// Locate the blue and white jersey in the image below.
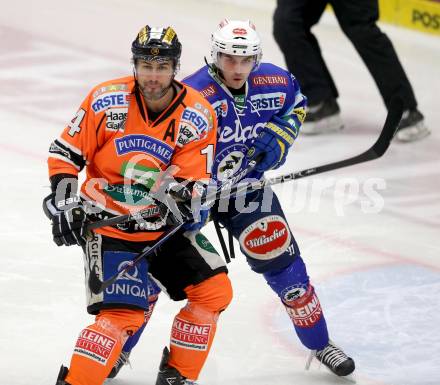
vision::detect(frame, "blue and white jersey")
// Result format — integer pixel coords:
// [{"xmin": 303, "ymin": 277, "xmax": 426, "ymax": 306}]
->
[{"xmin": 183, "ymin": 63, "xmax": 307, "ymax": 184}]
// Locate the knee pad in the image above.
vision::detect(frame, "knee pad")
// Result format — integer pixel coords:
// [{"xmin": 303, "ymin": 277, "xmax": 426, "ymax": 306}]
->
[
  {"xmin": 96, "ymin": 308, "xmax": 146, "ymax": 340},
  {"xmin": 184, "ymin": 273, "xmax": 233, "ymax": 314}
]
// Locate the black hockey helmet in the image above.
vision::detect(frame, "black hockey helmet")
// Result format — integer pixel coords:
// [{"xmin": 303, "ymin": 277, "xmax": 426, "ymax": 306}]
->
[{"xmin": 131, "ymin": 25, "xmax": 182, "ymax": 68}]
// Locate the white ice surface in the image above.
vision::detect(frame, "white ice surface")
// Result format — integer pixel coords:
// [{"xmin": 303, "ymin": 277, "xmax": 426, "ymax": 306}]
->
[{"xmin": 1, "ymin": 1, "xmax": 439, "ymax": 384}]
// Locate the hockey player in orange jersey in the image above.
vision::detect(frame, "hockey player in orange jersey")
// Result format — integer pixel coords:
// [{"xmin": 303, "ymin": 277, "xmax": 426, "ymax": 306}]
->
[{"xmin": 43, "ymin": 25, "xmax": 232, "ymax": 385}]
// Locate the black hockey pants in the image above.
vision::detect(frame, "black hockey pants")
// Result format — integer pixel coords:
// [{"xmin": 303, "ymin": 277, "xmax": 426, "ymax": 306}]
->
[{"xmin": 273, "ymin": 0, "xmax": 418, "ymax": 109}]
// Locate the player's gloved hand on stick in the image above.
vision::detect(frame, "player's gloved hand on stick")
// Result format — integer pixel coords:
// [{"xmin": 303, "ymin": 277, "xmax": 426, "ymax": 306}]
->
[
  {"xmin": 247, "ymin": 115, "xmax": 298, "ymax": 172},
  {"xmin": 43, "ymin": 192, "xmax": 88, "ymax": 247},
  {"xmin": 159, "ymin": 180, "xmax": 211, "ymax": 231},
  {"xmin": 182, "ymin": 205, "xmax": 210, "ymax": 232}
]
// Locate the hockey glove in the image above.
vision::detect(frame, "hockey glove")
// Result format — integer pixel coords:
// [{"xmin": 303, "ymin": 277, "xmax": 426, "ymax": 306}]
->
[
  {"xmin": 247, "ymin": 115, "xmax": 298, "ymax": 172},
  {"xmin": 43, "ymin": 192, "xmax": 88, "ymax": 247},
  {"xmin": 159, "ymin": 180, "xmax": 211, "ymax": 231}
]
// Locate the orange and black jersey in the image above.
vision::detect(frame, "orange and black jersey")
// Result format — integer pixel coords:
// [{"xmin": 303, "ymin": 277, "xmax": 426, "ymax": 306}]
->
[{"xmin": 48, "ymin": 76, "xmax": 217, "ymax": 241}]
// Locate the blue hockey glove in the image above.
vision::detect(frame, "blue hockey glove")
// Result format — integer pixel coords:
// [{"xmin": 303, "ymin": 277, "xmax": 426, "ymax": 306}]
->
[
  {"xmin": 43, "ymin": 192, "xmax": 88, "ymax": 247},
  {"xmin": 182, "ymin": 206, "xmax": 210, "ymax": 232},
  {"xmin": 247, "ymin": 116, "xmax": 298, "ymax": 172}
]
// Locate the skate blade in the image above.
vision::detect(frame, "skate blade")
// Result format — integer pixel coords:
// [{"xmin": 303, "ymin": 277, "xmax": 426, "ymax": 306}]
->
[{"xmin": 305, "ymin": 356, "xmax": 357, "ymax": 383}]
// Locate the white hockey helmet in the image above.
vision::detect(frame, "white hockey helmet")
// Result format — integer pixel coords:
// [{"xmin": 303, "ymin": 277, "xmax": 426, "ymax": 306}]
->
[{"xmin": 211, "ymin": 19, "xmax": 262, "ymax": 70}]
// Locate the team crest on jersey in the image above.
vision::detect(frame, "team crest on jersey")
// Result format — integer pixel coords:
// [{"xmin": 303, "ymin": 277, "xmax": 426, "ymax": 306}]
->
[
  {"xmin": 239, "ymin": 215, "xmax": 291, "ymax": 260},
  {"xmin": 92, "ymin": 91, "xmax": 129, "ymax": 113},
  {"xmin": 249, "ymin": 92, "xmax": 286, "ymax": 112},
  {"xmin": 105, "ymin": 108, "xmax": 128, "ymax": 132},
  {"xmin": 212, "ymin": 99, "xmax": 228, "ymax": 118},
  {"xmin": 214, "ymin": 144, "xmax": 248, "ymax": 182}
]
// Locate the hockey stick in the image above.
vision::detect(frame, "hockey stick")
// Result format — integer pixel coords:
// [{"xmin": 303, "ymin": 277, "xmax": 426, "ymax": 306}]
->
[
  {"xmin": 86, "ymin": 158, "xmax": 260, "ymax": 231},
  {"xmin": 87, "ymin": 98, "xmax": 402, "ymax": 230},
  {"xmin": 87, "ymin": 160, "xmax": 260, "ymax": 294},
  {"xmin": 88, "ymin": 223, "xmax": 184, "ymax": 294},
  {"xmin": 215, "ymin": 96, "xmax": 404, "ymax": 200},
  {"xmin": 87, "ymin": 98, "xmax": 402, "ymax": 294}
]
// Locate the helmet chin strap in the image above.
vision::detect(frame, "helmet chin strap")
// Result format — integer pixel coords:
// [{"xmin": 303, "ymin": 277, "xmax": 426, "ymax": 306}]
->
[{"xmin": 204, "ymin": 57, "xmax": 226, "ymax": 84}]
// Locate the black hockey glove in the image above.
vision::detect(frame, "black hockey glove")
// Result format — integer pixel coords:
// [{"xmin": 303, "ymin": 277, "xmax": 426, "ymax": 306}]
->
[
  {"xmin": 157, "ymin": 180, "xmax": 210, "ymax": 230},
  {"xmin": 43, "ymin": 192, "xmax": 88, "ymax": 247}
]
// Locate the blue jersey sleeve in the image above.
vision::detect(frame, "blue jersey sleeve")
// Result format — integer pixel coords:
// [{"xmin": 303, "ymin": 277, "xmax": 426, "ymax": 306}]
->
[{"xmin": 270, "ymin": 72, "xmax": 307, "ymax": 144}]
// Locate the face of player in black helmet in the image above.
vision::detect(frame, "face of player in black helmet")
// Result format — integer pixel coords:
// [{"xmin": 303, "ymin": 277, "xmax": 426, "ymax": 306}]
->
[
  {"xmin": 135, "ymin": 58, "xmax": 175, "ymax": 101},
  {"xmin": 131, "ymin": 26, "xmax": 182, "ymax": 101}
]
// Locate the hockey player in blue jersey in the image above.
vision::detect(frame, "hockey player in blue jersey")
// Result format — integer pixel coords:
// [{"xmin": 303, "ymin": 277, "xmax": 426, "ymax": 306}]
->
[{"xmin": 110, "ymin": 19, "xmax": 355, "ymax": 381}]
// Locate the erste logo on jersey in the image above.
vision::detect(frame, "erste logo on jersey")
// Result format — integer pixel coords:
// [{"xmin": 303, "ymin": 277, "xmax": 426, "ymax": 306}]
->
[
  {"xmin": 249, "ymin": 92, "xmax": 286, "ymax": 112},
  {"xmin": 181, "ymin": 107, "xmax": 210, "ymax": 137},
  {"xmin": 92, "ymin": 91, "xmax": 129, "ymax": 113},
  {"xmin": 115, "ymin": 134, "xmax": 173, "ymax": 164},
  {"xmin": 105, "ymin": 108, "xmax": 128, "ymax": 132},
  {"xmin": 212, "ymin": 99, "xmax": 228, "ymax": 118},
  {"xmin": 239, "ymin": 215, "xmax": 291, "ymax": 259}
]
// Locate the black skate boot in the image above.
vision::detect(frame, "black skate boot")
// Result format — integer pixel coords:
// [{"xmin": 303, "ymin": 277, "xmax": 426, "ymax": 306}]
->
[
  {"xmin": 307, "ymin": 340, "xmax": 355, "ymax": 377},
  {"xmin": 395, "ymin": 108, "xmax": 430, "ymax": 142},
  {"xmin": 155, "ymin": 347, "xmax": 197, "ymax": 385},
  {"xmin": 55, "ymin": 365, "xmax": 70, "ymax": 385},
  {"xmin": 107, "ymin": 350, "xmax": 131, "ymax": 379},
  {"xmin": 302, "ymin": 98, "xmax": 343, "ymax": 135}
]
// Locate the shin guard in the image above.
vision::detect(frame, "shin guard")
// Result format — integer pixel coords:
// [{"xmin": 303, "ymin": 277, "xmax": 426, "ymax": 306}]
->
[
  {"xmin": 168, "ymin": 273, "xmax": 232, "ymax": 380},
  {"xmin": 264, "ymin": 258, "xmax": 329, "ymax": 350},
  {"xmin": 65, "ymin": 308, "xmax": 145, "ymax": 385}
]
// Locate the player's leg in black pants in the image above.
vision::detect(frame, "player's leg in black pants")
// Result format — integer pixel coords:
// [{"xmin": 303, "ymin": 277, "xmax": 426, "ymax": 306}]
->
[
  {"xmin": 330, "ymin": 0, "xmax": 418, "ymax": 110},
  {"xmin": 273, "ymin": 0, "xmax": 338, "ymax": 105}
]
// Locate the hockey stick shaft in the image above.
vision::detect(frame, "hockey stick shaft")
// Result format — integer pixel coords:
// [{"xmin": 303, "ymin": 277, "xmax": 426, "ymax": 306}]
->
[
  {"xmin": 88, "ymin": 223, "xmax": 184, "ymax": 294},
  {"xmin": 86, "ymin": 159, "xmax": 260, "ymax": 231},
  {"xmin": 222, "ymin": 96, "xmax": 403, "ymax": 199}
]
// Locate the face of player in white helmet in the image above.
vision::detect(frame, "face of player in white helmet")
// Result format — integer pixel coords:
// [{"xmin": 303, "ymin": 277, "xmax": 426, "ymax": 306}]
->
[
  {"xmin": 217, "ymin": 53, "xmax": 256, "ymax": 89},
  {"xmin": 135, "ymin": 59, "xmax": 175, "ymax": 101}
]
